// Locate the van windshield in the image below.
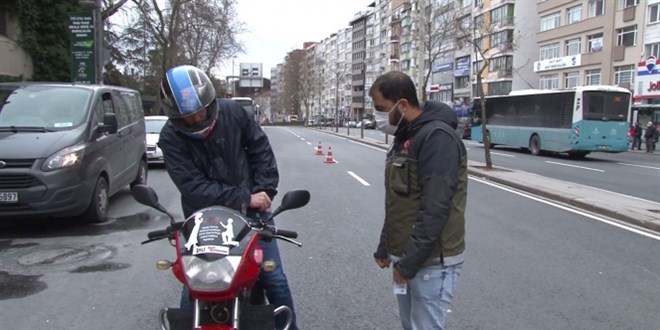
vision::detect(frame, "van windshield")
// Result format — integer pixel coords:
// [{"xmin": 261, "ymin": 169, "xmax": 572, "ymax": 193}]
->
[{"xmin": 0, "ymin": 85, "xmax": 92, "ymax": 130}]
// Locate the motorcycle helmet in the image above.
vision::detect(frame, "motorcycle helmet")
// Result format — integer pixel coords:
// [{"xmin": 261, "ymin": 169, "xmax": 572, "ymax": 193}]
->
[{"xmin": 160, "ymin": 65, "xmax": 218, "ymax": 139}]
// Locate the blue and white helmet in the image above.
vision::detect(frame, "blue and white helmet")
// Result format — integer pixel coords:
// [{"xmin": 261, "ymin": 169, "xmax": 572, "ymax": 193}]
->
[{"xmin": 160, "ymin": 65, "xmax": 217, "ymax": 138}]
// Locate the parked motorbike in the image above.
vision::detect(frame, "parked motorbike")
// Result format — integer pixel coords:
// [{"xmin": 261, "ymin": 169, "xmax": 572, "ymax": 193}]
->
[{"xmin": 131, "ymin": 184, "xmax": 310, "ymax": 330}]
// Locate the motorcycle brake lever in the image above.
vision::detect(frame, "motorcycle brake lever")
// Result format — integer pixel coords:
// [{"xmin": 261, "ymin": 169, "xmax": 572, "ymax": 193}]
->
[{"xmin": 274, "ymin": 235, "xmax": 302, "ymax": 247}]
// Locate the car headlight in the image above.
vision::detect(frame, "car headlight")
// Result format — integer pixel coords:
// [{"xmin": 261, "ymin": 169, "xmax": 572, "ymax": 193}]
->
[
  {"xmin": 42, "ymin": 145, "xmax": 85, "ymax": 171},
  {"xmin": 182, "ymin": 255, "xmax": 241, "ymax": 292}
]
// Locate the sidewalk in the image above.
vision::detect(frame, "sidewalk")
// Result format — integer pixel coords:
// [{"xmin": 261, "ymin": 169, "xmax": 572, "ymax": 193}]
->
[{"xmin": 316, "ymin": 129, "xmax": 660, "ymax": 233}]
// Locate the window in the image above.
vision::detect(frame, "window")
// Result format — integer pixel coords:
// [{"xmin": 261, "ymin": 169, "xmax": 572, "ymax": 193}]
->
[
  {"xmin": 617, "ymin": 0, "xmax": 639, "ymax": 10},
  {"xmin": 614, "ymin": 65, "xmax": 635, "ymax": 84},
  {"xmin": 587, "ymin": 33, "xmax": 603, "ymax": 52},
  {"xmin": 588, "ymin": 0, "xmax": 605, "ymax": 17},
  {"xmin": 488, "ymin": 81, "xmax": 512, "ymax": 96},
  {"xmin": 490, "ymin": 30, "xmax": 513, "ymax": 47},
  {"xmin": 616, "ymin": 25, "xmax": 637, "ymax": 47},
  {"xmin": 473, "ymin": 60, "xmax": 483, "ymax": 73},
  {"xmin": 540, "ymin": 43, "xmax": 560, "ymax": 60},
  {"xmin": 490, "ymin": 56, "xmax": 513, "ymax": 72},
  {"xmin": 565, "ymin": 38, "xmax": 581, "ymax": 56},
  {"xmin": 474, "ymin": 14, "xmax": 484, "ymax": 27},
  {"xmin": 540, "ymin": 12, "xmax": 561, "ymax": 31},
  {"xmin": 564, "ymin": 71, "xmax": 579, "ymax": 88},
  {"xmin": 456, "ymin": 76, "xmax": 470, "ymax": 89},
  {"xmin": 567, "ymin": 5, "xmax": 582, "ymax": 24},
  {"xmin": 475, "ymin": 0, "xmax": 484, "ymax": 8},
  {"xmin": 585, "ymin": 69, "xmax": 601, "ymax": 85},
  {"xmin": 491, "ymin": 4, "xmax": 514, "ymax": 25},
  {"xmin": 650, "ymin": 3, "xmax": 660, "ymax": 23},
  {"xmin": 646, "ymin": 43, "xmax": 660, "ymax": 58},
  {"xmin": 462, "ymin": 0, "xmax": 472, "ymax": 8},
  {"xmin": 540, "ymin": 75, "xmax": 559, "ymax": 90}
]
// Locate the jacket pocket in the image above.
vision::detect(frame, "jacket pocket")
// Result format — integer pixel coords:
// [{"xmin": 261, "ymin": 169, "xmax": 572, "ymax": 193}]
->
[{"xmin": 390, "ymin": 157, "xmax": 410, "ymax": 196}]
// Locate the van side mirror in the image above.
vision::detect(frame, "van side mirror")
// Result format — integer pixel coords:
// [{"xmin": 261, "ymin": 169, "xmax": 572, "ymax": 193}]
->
[{"xmin": 98, "ymin": 113, "xmax": 118, "ymax": 134}]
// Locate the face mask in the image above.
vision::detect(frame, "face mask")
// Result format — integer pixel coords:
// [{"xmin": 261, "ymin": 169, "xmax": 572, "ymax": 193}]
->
[{"xmin": 375, "ymin": 100, "xmax": 403, "ymax": 135}]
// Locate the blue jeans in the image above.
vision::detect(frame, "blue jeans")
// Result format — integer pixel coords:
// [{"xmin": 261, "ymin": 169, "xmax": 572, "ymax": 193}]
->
[
  {"xmin": 396, "ymin": 263, "xmax": 463, "ymax": 330},
  {"xmin": 179, "ymin": 211, "xmax": 298, "ymax": 330}
]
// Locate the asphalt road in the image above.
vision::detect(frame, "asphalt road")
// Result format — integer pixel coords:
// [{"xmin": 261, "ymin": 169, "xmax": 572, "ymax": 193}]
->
[{"xmin": 0, "ymin": 126, "xmax": 658, "ymax": 329}]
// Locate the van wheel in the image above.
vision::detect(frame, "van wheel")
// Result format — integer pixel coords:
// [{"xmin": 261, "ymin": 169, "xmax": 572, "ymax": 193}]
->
[
  {"xmin": 529, "ymin": 135, "xmax": 541, "ymax": 155},
  {"xmin": 130, "ymin": 160, "xmax": 148, "ymax": 188},
  {"xmin": 82, "ymin": 176, "xmax": 109, "ymax": 223}
]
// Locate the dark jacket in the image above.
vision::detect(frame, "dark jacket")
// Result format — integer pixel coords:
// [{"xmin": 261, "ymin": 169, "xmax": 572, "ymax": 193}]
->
[
  {"xmin": 375, "ymin": 101, "xmax": 467, "ymax": 279},
  {"xmin": 158, "ymin": 99, "xmax": 278, "ymax": 218},
  {"xmin": 644, "ymin": 125, "xmax": 659, "ymax": 140}
]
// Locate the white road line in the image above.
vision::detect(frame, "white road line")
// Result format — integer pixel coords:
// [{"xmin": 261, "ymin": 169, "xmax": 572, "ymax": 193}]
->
[
  {"xmin": 469, "ymin": 176, "xmax": 660, "ymax": 241},
  {"xmin": 306, "ymin": 141, "xmax": 312, "ymax": 146},
  {"xmin": 491, "ymin": 152, "xmax": 516, "ymax": 157},
  {"xmin": 617, "ymin": 162, "xmax": 660, "ymax": 170},
  {"xmin": 348, "ymin": 171, "xmax": 371, "ymax": 186},
  {"xmin": 348, "ymin": 139, "xmax": 387, "ymax": 152},
  {"xmin": 546, "ymin": 161, "xmax": 605, "ymax": 172}
]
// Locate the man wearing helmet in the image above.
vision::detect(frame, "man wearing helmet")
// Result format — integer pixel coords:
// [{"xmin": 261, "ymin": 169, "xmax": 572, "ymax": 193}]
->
[{"xmin": 157, "ymin": 65, "xmax": 298, "ymax": 329}]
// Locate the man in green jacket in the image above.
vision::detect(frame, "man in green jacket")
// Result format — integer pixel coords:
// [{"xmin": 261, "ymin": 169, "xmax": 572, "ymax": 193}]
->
[{"xmin": 371, "ymin": 71, "xmax": 467, "ymax": 330}]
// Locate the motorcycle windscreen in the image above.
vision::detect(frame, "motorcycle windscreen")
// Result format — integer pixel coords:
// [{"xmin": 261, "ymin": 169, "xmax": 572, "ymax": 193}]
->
[{"xmin": 179, "ymin": 206, "xmax": 251, "ymax": 261}]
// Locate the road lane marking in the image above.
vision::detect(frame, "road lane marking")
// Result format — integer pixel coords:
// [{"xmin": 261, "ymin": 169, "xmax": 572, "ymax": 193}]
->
[
  {"xmin": 546, "ymin": 161, "xmax": 604, "ymax": 172},
  {"xmin": 491, "ymin": 152, "xmax": 516, "ymax": 157},
  {"xmin": 348, "ymin": 171, "xmax": 370, "ymax": 186},
  {"xmin": 617, "ymin": 162, "xmax": 660, "ymax": 170},
  {"xmin": 469, "ymin": 176, "xmax": 660, "ymax": 240}
]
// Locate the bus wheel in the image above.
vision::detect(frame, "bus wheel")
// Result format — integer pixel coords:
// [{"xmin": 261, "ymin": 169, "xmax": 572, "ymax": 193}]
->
[{"xmin": 529, "ymin": 135, "xmax": 541, "ymax": 155}]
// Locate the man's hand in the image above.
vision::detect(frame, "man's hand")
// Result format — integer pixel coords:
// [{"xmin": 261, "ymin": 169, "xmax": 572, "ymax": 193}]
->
[
  {"xmin": 375, "ymin": 257, "xmax": 390, "ymax": 269},
  {"xmin": 393, "ymin": 266, "xmax": 407, "ymax": 285},
  {"xmin": 250, "ymin": 192, "xmax": 272, "ymax": 212}
]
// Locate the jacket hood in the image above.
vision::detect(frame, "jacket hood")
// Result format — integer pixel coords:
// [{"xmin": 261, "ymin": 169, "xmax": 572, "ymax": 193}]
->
[
  {"xmin": 0, "ymin": 129, "xmax": 84, "ymax": 159},
  {"xmin": 413, "ymin": 101, "xmax": 458, "ymax": 129}
]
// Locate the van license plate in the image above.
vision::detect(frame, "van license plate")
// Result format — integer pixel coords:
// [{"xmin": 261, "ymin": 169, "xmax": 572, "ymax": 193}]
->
[
  {"xmin": 597, "ymin": 145, "xmax": 609, "ymax": 150},
  {"xmin": 0, "ymin": 192, "xmax": 18, "ymax": 203}
]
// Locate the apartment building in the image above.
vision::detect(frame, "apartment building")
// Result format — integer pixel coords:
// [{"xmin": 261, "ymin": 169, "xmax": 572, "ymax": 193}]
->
[
  {"xmin": 534, "ymin": 0, "xmax": 654, "ymax": 99},
  {"xmin": 350, "ymin": 10, "xmax": 371, "ymax": 120}
]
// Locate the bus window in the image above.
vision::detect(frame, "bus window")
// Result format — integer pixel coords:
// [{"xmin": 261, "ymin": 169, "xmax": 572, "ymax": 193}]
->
[{"xmin": 583, "ymin": 91, "xmax": 629, "ymax": 121}]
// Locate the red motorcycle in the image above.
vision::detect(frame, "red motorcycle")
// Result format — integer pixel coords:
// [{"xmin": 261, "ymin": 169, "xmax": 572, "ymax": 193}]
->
[{"xmin": 132, "ymin": 185, "xmax": 309, "ymax": 330}]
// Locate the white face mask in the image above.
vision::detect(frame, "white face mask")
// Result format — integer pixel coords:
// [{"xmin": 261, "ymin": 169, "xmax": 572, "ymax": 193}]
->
[{"xmin": 374, "ymin": 100, "xmax": 403, "ymax": 135}]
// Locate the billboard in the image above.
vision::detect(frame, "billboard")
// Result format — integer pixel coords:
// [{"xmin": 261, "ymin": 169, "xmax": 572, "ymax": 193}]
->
[{"xmin": 239, "ymin": 63, "xmax": 263, "ymax": 88}]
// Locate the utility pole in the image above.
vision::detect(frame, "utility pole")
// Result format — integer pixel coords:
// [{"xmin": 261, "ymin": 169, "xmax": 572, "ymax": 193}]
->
[
  {"xmin": 416, "ymin": 0, "xmax": 427, "ymax": 102},
  {"xmin": 94, "ymin": 0, "xmax": 103, "ymax": 84}
]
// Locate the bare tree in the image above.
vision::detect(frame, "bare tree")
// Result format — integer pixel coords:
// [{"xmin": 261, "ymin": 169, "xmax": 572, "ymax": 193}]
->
[
  {"xmin": 280, "ymin": 49, "xmax": 306, "ymax": 121},
  {"xmin": 415, "ymin": 0, "xmax": 459, "ymax": 101},
  {"xmin": 457, "ymin": 7, "xmax": 522, "ymax": 169},
  {"xmin": 299, "ymin": 48, "xmax": 323, "ymax": 125}
]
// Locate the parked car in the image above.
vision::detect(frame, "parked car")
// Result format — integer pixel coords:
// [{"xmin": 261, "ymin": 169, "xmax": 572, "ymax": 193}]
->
[
  {"xmin": 145, "ymin": 115, "xmax": 168, "ymax": 164},
  {"xmin": 362, "ymin": 119, "xmax": 376, "ymax": 129},
  {"xmin": 346, "ymin": 120, "xmax": 357, "ymax": 128},
  {"xmin": 0, "ymin": 82, "xmax": 147, "ymax": 223}
]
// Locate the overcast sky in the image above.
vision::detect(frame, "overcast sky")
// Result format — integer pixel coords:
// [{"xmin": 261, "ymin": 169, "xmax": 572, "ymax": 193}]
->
[{"xmin": 219, "ymin": 0, "xmax": 373, "ymax": 79}]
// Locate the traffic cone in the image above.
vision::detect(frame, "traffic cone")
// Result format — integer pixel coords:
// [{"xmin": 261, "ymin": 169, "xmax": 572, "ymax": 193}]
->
[
  {"xmin": 315, "ymin": 141, "xmax": 324, "ymax": 155},
  {"xmin": 324, "ymin": 146, "xmax": 335, "ymax": 164}
]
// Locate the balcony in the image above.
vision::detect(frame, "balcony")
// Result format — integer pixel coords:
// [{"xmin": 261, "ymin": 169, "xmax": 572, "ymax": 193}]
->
[
  {"xmin": 390, "ymin": 35, "xmax": 400, "ymax": 43},
  {"xmin": 496, "ymin": 69, "xmax": 513, "ymax": 78}
]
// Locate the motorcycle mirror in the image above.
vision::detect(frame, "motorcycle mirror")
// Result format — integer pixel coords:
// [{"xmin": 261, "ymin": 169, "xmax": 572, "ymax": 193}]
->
[
  {"xmin": 131, "ymin": 184, "xmax": 159, "ymax": 207},
  {"xmin": 279, "ymin": 190, "xmax": 310, "ymax": 211},
  {"xmin": 266, "ymin": 190, "xmax": 310, "ymax": 221},
  {"xmin": 131, "ymin": 184, "xmax": 175, "ymax": 224}
]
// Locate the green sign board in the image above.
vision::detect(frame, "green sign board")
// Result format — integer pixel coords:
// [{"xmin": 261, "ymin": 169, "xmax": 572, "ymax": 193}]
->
[{"xmin": 68, "ymin": 13, "xmax": 95, "ymax": 84}]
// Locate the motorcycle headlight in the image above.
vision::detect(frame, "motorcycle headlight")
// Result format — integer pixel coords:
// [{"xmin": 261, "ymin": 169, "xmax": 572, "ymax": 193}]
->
[
  {"xmin": 42, "ymin": 145, "xmax": 85, "ymax": 171},
  {"xmin": 182, "ymin": 255, "xmax": 241, "ymax": 292}
]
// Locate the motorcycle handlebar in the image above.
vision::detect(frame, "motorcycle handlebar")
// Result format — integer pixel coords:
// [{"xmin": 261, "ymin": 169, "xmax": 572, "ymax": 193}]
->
[
  {"xmin": 147, "ymin": 229, "xmax": 170, "ymax": 240},
  {"xmin": 273, "ymin": 228, "xmax": 298, "ymax": 239}
]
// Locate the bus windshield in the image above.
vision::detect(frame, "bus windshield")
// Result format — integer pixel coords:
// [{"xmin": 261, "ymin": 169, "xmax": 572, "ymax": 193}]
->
[{"xmin": 582, "ymin": 91, "xmax": 630, "ymax": 122}]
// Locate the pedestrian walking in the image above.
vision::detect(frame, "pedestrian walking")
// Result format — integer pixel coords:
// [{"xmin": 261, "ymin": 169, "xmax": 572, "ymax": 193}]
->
[
  {"xmin": 643, "ymin": 121, "xmax": 659, "ymax": 153},
  {"xmin": 633, "ymin": 122, "xmax": 643, "ymax": 151}
]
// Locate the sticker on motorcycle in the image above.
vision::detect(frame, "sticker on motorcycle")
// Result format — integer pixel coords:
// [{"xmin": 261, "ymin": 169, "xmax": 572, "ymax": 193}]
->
[
  {"xmin": 192, "ymin": 245, "xmax": 230, "ymax": 255},
  {"xmin": 186, "ymin": 212, "xmax": 240, "ymax": 251}
]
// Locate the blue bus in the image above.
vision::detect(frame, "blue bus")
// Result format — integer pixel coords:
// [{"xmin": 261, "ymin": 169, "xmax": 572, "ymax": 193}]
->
[{"xmin": 471, "ymin": 85, "xmax": 631, "ymax": 158}]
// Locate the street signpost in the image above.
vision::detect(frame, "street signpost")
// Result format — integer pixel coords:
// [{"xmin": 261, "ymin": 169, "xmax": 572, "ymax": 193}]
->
[{"xmin": 68, "ymin": 13, "xmax": 95, "ymax": 84}]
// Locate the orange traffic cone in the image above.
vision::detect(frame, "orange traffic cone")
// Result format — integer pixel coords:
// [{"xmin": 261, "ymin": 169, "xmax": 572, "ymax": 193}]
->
[
  {"xmin": 324, "ymin": 146, "xmax": 335, "ymax": 164},
  {"xmin": 315, "ymin": 141, "xmax": 324, "ymax": 155}
]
